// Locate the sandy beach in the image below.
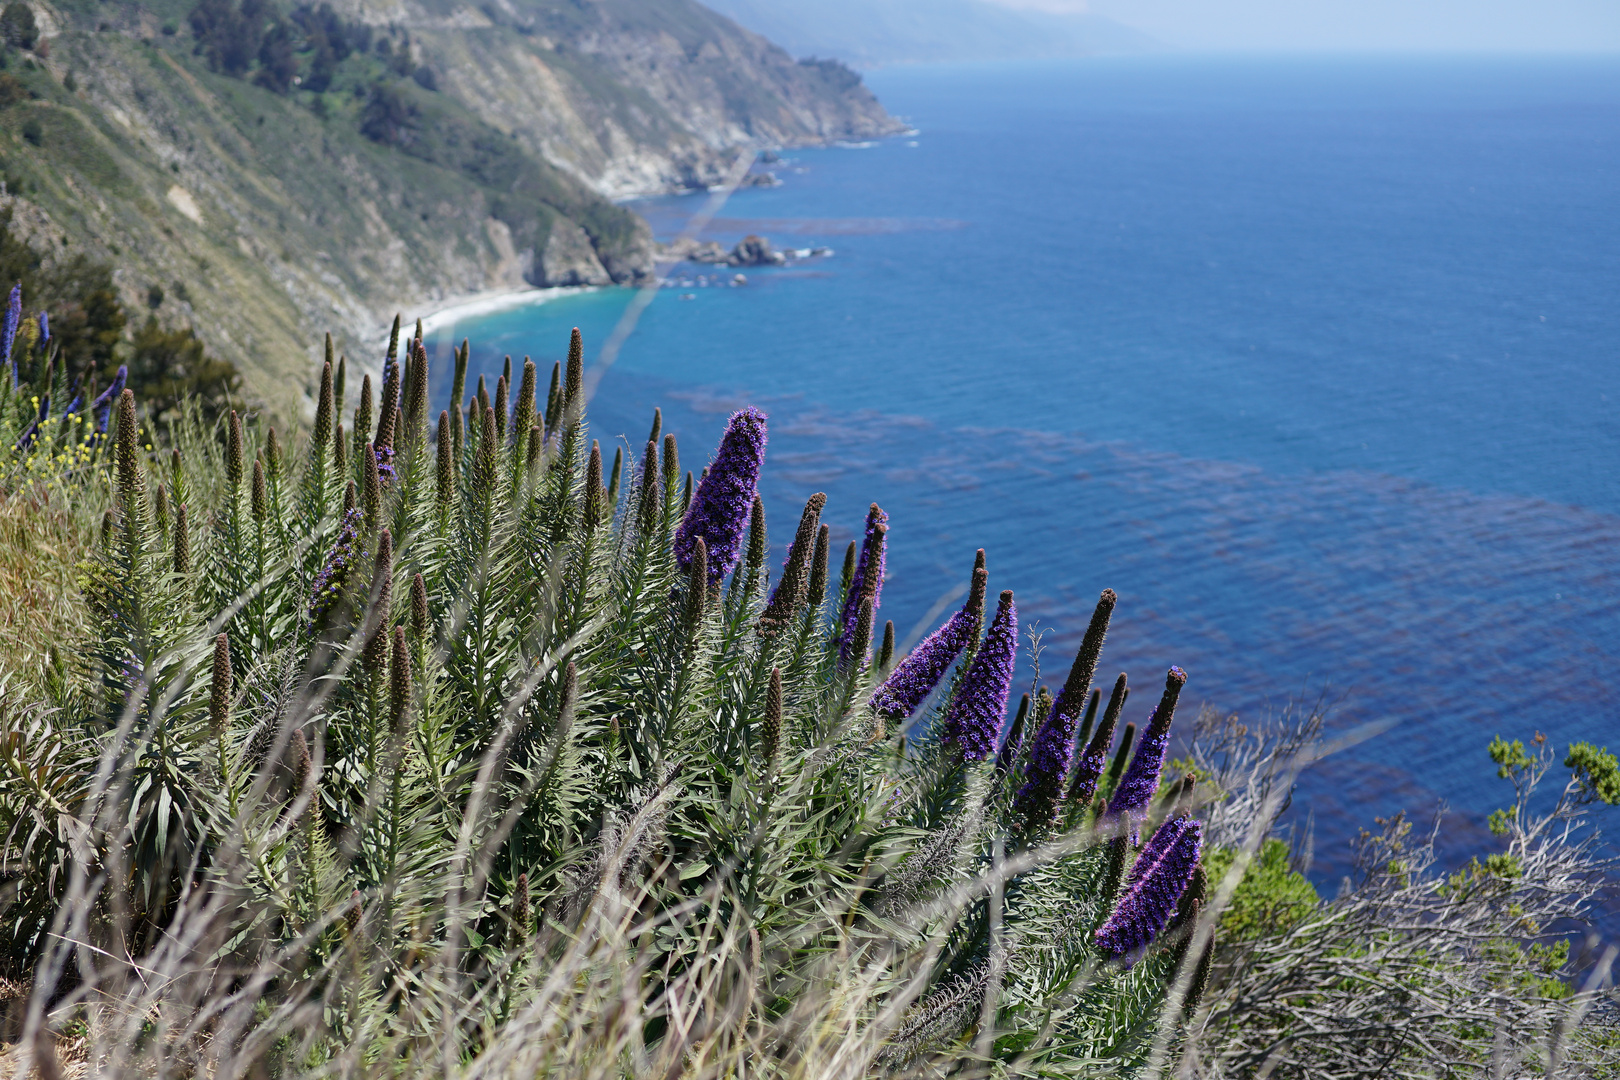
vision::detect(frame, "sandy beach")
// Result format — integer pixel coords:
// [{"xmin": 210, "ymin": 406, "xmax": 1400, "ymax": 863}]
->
[{"xmin": 413, "ymin": 284, "xmax": 598, "ymax": 339}]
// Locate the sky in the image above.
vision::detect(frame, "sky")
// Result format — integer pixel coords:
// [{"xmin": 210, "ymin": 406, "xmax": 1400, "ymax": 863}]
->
[{"xmin": 985, "ymin": 0, "xmax": 1620, "ymax": 51}]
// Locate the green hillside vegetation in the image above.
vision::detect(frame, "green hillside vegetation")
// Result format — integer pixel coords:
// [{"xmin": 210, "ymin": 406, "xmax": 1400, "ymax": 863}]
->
[
  {"xmin": 179, "ymin": 0, "xmax": 649, "ymax": 278},
  {"xmin": 0, "ymin": 17, "xmax": 641, "ymax": 415},
  {"xmin": 0, "ymin": 0, "xmax": 897, "ymax": 417},
  {"xmin": 0, "ymin": 204, "xmax": 236, "ymax": 416}
]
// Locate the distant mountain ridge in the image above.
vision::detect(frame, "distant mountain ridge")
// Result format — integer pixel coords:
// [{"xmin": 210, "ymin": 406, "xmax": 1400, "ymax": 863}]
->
[
  {"xmin": 0, "ymin": 0, "xmax": 900, "ymax": 412},
  {"xmin": 696, "ymin": 0, "xmax": 1157, "ymax": 68}
]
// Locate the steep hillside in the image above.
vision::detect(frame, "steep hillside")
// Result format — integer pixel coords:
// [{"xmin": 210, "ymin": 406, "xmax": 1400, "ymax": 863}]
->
[
  {"xmin": 395, "ymin": 0, "xmax": 905, "ymax": 195},
  {"xmin": 0, "ymin": 0, "xmax": 899, "ymax": 414}
]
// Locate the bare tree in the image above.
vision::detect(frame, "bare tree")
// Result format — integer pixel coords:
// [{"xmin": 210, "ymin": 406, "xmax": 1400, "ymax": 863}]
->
[{"xmin": 1184, "ymin": 721, "xmax": 1619, "ymax": 1078}]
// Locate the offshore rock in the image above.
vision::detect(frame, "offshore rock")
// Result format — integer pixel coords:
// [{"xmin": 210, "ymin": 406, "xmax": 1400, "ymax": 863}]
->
[
  {"xmin": 660, "ymin": 237, "xmax": 730, "ymax": 264},
  {"xmin": 729, "ymin": 235, "xmax": 787, "ymax": 267}
]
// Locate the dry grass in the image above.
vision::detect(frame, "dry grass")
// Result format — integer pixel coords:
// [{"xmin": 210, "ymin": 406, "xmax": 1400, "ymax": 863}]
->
[{"xmin": 0, "ymin": 481, "xmax": 97, "ymax": 694}]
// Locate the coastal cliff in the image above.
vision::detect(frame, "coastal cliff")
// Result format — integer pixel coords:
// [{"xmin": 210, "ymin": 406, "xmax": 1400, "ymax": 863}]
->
[
  {"xmin": 0, "ymin": 0, "xmax": 901, "ymax": 410},
  {"xmin": 399, "ymin": 0, "xmax": 903, "ymax": 197}
]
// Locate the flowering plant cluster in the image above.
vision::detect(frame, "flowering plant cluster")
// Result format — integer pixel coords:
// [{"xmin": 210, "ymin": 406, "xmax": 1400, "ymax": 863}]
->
[
  {"xmin": 0, "ymin": 311, "xmax": 1605, "ymax": 1080},
  {"xmin": 0, "ymin": 285, "xmax": 122, "ymax": 479},
  {"xmin": 308, "ymin": 507, "xmax": 363, "ymax": 628}
]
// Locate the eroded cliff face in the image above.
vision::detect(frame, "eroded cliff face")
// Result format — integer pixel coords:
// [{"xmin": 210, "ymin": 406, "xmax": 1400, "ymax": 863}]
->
[
  {"xmin": 8, "ymin": 27, "xmax": 535, "ymax": 413},
  {"xmin": 0, "ymin": 0, "xmax": 898, "ymax": 411},
  {"xmin": 339, "ymin": 0, "xmax": 904, "ymax": 197}
]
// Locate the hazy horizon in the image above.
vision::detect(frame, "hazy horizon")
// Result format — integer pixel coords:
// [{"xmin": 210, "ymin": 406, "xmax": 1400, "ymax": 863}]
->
[
  {"xmin": 985, "ymin": 0, "xmax": 1620, "ymax": 53},
  {"xmin": 703, "ymin": 0, "xmax": 1620, "ymax": 70}
]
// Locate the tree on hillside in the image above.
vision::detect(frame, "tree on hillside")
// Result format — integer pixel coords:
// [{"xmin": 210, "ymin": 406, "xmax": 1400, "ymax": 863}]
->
[
  {"xmin": 302, "ymin": 29, "xmax": 337, "ymax": 92},
  {"xmin": 189, "ymin": 0, "xmax": 268, "ymax": 77},
  {"xmin": 360, "ymin": 81, "xmax": 416, "ymax": 147},
  {"xmin": 49, "ymin": 267, "xmax": 125, "ymax": 378},
  {"xmin": 121, "ymin": 315, "xmax": 241, "ymax": 426},
  {"xmin": 292, "ymin": 2, "xmax": 369, "ymax": 87},
  {"xmin": 256, "ymin": 17, "xmax": 297, "ymax": 92},
  {"xmin": 0, "ymin": 3, "xmax": 36, "ymax": 51},
  {"xmin": 189, "ymin": 0, "xmax": 372, "ymax": 94}
]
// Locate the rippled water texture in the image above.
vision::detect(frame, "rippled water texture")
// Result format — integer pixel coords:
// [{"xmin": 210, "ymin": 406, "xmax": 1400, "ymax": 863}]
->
[{"xmin": 427, "ymin": 55, "xmax": 1620, "ymax": 885}]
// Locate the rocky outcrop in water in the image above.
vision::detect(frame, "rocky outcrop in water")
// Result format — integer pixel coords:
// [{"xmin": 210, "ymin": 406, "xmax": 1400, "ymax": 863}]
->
[
  {"xmin": 659, "ymin": 234, "xmax": 838, "ymax": 270},
  {"xmin": 661, "ymin": 238, "xmax": 732, "ymax": 265},
  {"xmin": 728, "ymin": 235, "xmax": 786, "ymax": 267}
]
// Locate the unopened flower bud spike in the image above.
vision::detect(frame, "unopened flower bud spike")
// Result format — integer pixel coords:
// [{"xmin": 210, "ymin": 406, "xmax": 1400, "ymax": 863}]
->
[
  {"xmin": 759, "ymin": 492, "xmax": 825, "ymax": 636},
  {"xmin": 805, "ymin": 523, "xmax": 831, "ymax": 612},
  {"xmin": 636, "ymin": 438, "xmax": 661, "ymax": 538}
]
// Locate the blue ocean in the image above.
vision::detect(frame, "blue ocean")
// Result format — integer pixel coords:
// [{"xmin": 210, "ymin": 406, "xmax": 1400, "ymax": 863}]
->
[{"xmin": 428, "ymin": 55, "xmax": 1620, "ymax": 887}]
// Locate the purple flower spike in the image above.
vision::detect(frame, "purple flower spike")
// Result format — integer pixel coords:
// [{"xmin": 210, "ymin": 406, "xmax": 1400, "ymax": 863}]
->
[
  {"xmin": 1069, "ymin": 745, "xmax": 1108, "ymax": 802},
  {"xmin": 91, "ymin": 366, "xmax": 128, "ymax": 435},
  {"xmin": 839, "ymin": 503, "xmax": 888, "ymax": 654},
  {"xmin": 309, "ymin": 509, "xmax": 363, "ymax": 628},
  {"xmin": 941, "ymin": 590, "xmax": 1018, "ymax": 761},
  {"xmin": 1015, "ymin": 715, "xmax": 1080, "ymax": 828},
  {"xmin": 1014, "ymin": 590, "xmax": 1117, "ymax": 828},
  {"xmin": 1106, "ymin": 667, "xmax": 1189, "ymax": 833},
  {"xmin": 1122, "ymin": 814, "xmax": 1196, "ymax": 895},
  {"xmin": 1069, "ymin": 673, "xmax": 1127, "ymax": 807},
  {"xmin": 870, "ymin": 606, "xmax": 980, "ymax": 721},
  {"xmin": 1094, "ymin": 817, "xmax": 1202, "ymax": 962},
  {"xmin": 374, "ymin": 443, "xmax": 396, "ymax": 486},
  {"xmin": 2, "ymin": 283, "xmax": 19, "ymax": 386},
  {"xmin": 674, "ymin": 407, "xmax": 768, "ymax": 585},
  {"xmin": 36, "ymin": 311, "xmax": 47, "ymax": 344}
]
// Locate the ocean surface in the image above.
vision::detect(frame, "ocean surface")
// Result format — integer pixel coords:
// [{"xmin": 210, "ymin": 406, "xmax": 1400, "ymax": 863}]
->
[{"xmin": 426, "ymin": 55, "xmax": 1620, "ymax": 891}]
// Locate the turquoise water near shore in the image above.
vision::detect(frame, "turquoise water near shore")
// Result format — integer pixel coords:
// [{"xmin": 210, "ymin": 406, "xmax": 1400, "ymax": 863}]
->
[{"xmin": 427, "ymin": 55, "xmax": 1620, "ymax": 886}]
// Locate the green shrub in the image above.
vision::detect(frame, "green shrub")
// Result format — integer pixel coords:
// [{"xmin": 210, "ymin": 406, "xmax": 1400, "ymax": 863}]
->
[
  {"xmin": 122, "ymin": 314, "xmax": 241, "ymax": 426},
  {"xmin": 1566, "ymin": 740, "xmax": 1620, "ymax": 805},
  {"xmin": 0, "ymin": 2, "xmax": 35, "ymax": 51},
  {"xmin": 1203, "ymin": 837, "xmax": 1319, "ymax": 940}
]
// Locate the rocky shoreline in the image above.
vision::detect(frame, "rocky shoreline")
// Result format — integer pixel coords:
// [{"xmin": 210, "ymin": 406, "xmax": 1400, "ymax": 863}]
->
[
  {"xmin": 658, "ymin": 233, "xmax": 833, "ymax": 269},
  {"xmin": 409, "ymin": 230, "xmax": 833, "ymax": 336}
]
